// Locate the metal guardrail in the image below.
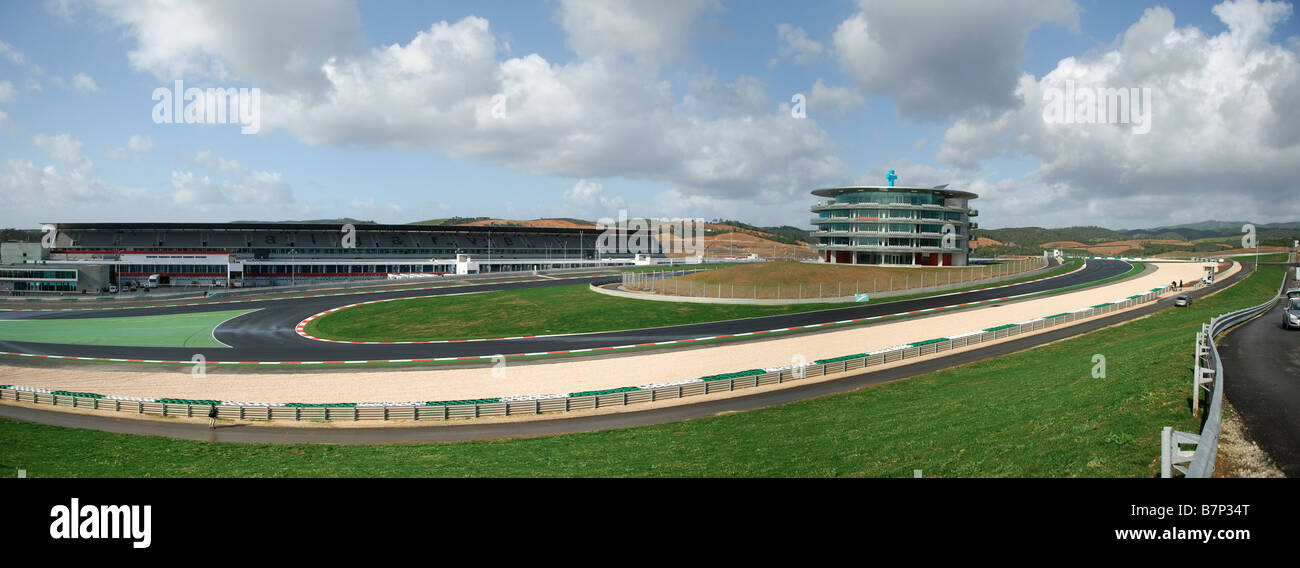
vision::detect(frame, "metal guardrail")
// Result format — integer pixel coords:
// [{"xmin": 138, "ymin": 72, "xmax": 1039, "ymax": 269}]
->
[
  {"xmin": 1161, "ymin": 275, "xmax": 1286, "ymax": 478},
  {"xmin": 0, "ymin": 288, "xmax": 1168, "ymax": 423}
]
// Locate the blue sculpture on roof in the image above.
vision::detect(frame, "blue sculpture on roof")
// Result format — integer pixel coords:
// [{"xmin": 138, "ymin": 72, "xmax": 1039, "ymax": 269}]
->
[{"xmin": 886, "ymin": 170, "xmax": 897, "ymax": 187}]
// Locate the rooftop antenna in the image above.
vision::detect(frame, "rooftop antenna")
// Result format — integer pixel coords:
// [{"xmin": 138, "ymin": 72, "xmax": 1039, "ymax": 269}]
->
[{"xmin": 886, "ymin": 170, "xmax": 898, "ymax": 187}]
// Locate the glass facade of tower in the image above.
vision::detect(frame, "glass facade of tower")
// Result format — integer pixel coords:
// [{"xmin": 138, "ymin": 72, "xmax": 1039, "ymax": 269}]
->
[{"xmin": 809, "ymin": 186, "xmax": 979, "ymax": 266}]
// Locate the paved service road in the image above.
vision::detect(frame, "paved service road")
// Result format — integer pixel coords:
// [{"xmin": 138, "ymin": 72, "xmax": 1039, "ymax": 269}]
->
[
  {"xmin": 1219, "ymin": 269, "xmax": 1300, "ymax": 477},
  {"xmin": 0, "ymin": 259, "xmax": 1140, "ymax": 363}
]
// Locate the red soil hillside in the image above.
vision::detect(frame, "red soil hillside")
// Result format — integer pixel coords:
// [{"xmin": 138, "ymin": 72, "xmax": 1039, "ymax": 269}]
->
[
  {"xmin": 971, "ymin": 237, "xmax": 1007, "ymax": 249},
  {"xmin": 658, "ymin": 231, "xmax": 816, "ymax": 259}
]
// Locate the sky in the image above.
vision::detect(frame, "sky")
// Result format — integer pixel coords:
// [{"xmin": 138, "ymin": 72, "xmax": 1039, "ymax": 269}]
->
[{"xmin": 1, "ymin": 0, "xmax": 1299, "ymax": 231}]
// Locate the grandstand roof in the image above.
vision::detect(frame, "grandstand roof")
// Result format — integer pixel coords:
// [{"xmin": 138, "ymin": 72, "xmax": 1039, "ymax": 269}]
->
[{"xmin": 44, "ymin": 222, "xmax": 599, "ymax": 235}]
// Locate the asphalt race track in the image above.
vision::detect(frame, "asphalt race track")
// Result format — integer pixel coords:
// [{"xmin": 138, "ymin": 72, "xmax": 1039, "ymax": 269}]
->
[
  {"xmin": 0, "ymin": 262, "xmax": 1243, "ymax": 444},
  {"xmin": 0, "ymin": 258, "xmax": 1136, "ymax": 363},
  {"xmin": 1219, "ymin": 268, "xmax": 1300, "ymax": 476}
]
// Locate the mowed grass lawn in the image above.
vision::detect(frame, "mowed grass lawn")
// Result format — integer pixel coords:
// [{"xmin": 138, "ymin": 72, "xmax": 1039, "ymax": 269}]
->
[
  {"xmin": 305, "ymin": 286, "xmax": 847, "ymax": 341},
  {"xmin": 0, "ymin": 309, "xmax": 255, "ymax": 348},
  {"xmin": 1, "ymin": 265, "xmax": 1284, "ymax": 478},
  {"xmin": 305, "ymin": 260, "xmax": 1082, "ymax": 342}
]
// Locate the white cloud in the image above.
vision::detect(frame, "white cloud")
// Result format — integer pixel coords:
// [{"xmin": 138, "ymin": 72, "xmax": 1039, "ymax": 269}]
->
[
  {"xmin": 808, "ymin": 78, "xmax": 865, "ymax": 117},
  {"xmin": 127, "ymin": 135, "xmax": 154, "ymax": 153},
  {"xmin": 833, "ymin": 0, "xmax": 1079, "ymax": 118},
  {"xmin": 45, "ymin": 0, "xmax": 77, "ymax": 21},
  {"xmin": 33, "ymin": 134, "xmax": 92, "ymax": 169},
  {"xmin": 105, "ymin": 135, "xmax": 155, "ymax": 161},
  {"xmin": 69, "ymin": 72, "xmax": 99, "ymax": 93},
  {"xmin": 0, "ymin": 81, "xmax": 16, "ymax": 103},
  {"xmin": 89, "ymin": 0, "xmax": 363, "ymax": 96},
  {"xmin": 0, "ymin": 40, "xmax": 25, "ymax": 65},
  {"xmin": 682, "ymin": 74, "xmax": 768, "ymax": 116},
  {"xmin": 169, "ymin": 169, "xmax": 293, "ymax": 207},
  {"xmin": 563, "ymin": 179, "xmax": 626, "ymax": 217},
  {"xmin": 1, "ymin": 138, "xmax": 146, "ymax": 210},
  {"xmin": 1, "ymin": 159, "xmax": 102, "ymax": 206},
  {"xmin": 193, "ymin": 149, "xmax": 244, "ymax": 174},
  {"xmin": 247, "ymin": 16, "xmax": 844, "ymax": 204},
  {"xmin": 89, "ymin": 4, "xmax": 846, "ymax": 219},
  {"xmin": 558, "ymin": 0, "xmax": 717, "ymax": 64},
  {"xmin": 934, "ymin": 0, "xmax": 1300, "ymax": 227},
  {"xmin": 169, "ymin": 150, "xmax": 293, "ymax": 207},
  {"xmin": 776, "ymin": 24, "xmax": 823, "ymax": 65}
]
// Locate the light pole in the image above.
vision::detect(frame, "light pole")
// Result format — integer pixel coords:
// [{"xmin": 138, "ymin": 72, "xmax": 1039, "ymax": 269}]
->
[{"xmin": 290, "ymin": 249, "xmax": 297, "ymax": 286}]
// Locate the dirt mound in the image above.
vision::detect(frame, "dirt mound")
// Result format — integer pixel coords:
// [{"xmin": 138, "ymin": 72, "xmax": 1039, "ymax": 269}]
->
[
  {"xmin": 971, "ymin": 237, "xmax": 1006, "ymax": 249},
  {"xmin": 659, "ymin": 231, "xmax": 816, "ymax": 260},
  {"xmin": 1040, "ymin": 240, "xmax": 1086, "ymax": 249},
  {"xmin": 458, "ymin": 218, "xmax": 599, "ymax": 229}
]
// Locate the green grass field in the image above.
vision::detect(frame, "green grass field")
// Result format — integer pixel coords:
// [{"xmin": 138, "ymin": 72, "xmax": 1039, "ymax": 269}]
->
[
  {"xmin": 0, "ymin": 309, "xmax": 255, "ymax": 348},
  {"xmin": 1, "ymin": 264, "xmax": 1283, "ymax": 478},
  {"xmin": 305, "ymin": 259, "xmax": 1083, "ymax": 342}
]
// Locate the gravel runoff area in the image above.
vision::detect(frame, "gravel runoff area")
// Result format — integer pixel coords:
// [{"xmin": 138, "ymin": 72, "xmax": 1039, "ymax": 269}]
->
[{"xmin": 0, "ymin": 261, "xmax": 1221, "ymax": 405}]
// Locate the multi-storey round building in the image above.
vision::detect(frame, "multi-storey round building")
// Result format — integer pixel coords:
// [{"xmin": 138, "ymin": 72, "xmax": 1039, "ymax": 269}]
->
[{"xmin": 810, "ymin": 173, "xmax": 978, "ymax": 266}]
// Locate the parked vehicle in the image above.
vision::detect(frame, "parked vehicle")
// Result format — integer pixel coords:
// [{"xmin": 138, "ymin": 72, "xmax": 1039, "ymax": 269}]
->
[
  {"xmin": 1284, "ymin": 298, "xmax": 1300, "ymax": 330},
  {"xmin": 146, "ymin": 274, "xmax": 160, "ymax": 288},
  {"xmin": 107, "ymin": 285, "xmax": 117, "ymax": 294},
  {"xmin": 1174, "ymin": 295, "xmax": 1191, "ymax": 307}
]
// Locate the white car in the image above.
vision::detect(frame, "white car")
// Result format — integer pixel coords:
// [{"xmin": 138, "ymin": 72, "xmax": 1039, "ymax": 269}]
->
[
  {"xmin": 107, "ymin": 285, "xmax": 118, "ymax": 294},
  {"xmin": 1284, "ymin": 298, "xmax": 1300, "ymax": 330},
  {"xmin": 1174, "ymin": 295, "xmax": 1191, "ymax": 307}
]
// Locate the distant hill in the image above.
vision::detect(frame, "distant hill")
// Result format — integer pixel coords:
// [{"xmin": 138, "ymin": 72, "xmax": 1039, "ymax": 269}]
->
[
  {"xmin": 975, "ymin": 219, "xmax": 1300, "ymax": 256},
  {"xmin": 0, "ymin": 228, "xmax": 43, "ymax": 242},
  {"xmin": 972, "ymin": 226, "xmax": 1128, "ymax": 248},
  {"xmin": 228, "ymin": 218, "xmax": 376, "ymax": 225},
  {"xmin": 708, "ymin": 220, "xmax": 810, "ymax": 245},
  {"xmin": 408, "ymin": 217, "xmax": 494, "ymax": 226}
]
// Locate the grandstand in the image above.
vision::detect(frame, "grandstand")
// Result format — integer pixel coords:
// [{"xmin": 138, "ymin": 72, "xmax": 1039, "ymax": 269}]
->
[{"xmin": 30, "ymin": 222, "xmax": 641, "ymax": 288}]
